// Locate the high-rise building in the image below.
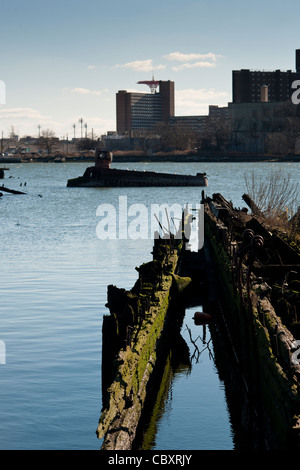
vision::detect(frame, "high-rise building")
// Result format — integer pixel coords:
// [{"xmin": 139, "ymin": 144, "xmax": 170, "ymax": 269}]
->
[
  {"xmin": 116, "ymin": 80, "xmax": 175, "ymax": 133},
  {"xmin": 232, "ymin": 49, "xmax": 300, "ymax": 103}
]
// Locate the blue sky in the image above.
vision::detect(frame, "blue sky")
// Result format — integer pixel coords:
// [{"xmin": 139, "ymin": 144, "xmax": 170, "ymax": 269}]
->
[{"xmin": 0, "ymin": 0, "xmax": 299, "ymax": 139}]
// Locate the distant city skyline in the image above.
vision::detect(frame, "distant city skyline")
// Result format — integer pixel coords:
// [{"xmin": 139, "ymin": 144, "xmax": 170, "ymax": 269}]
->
[{"xmin": 1, "ymin": 0, "xmax": 300, "ymax": 138}]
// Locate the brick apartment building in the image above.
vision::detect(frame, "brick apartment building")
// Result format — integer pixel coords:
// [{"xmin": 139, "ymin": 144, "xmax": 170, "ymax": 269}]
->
[
  {"xmin": 116, "ymin": 80, "xmax": 175, "ymax": 133},
  {"xmin": 232, "ymin": 49, "xmax": 300, "ymax": 103}
]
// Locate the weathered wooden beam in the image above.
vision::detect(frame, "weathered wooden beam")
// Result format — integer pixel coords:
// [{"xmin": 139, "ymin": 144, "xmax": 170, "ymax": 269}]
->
[
  {"xmin": 242, "ymin": 193, "xmax": 264, "ymax": 218},
  {"xmin": 0, "ymin": 186, "xmax": 26, "ymax": 195}
]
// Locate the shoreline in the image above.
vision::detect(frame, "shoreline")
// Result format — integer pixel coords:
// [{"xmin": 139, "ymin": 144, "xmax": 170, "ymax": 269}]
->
[
  {"xmin": 0, "ymin": 153, "xmax": 299, "ymax": 164},
  {"xmin": 112, "ymin": 153, "xmax": 300, "ymax": 163}
]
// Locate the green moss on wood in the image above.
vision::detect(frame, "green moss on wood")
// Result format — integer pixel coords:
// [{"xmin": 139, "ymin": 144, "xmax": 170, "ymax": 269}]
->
[{"xmin": 97, "ymin": 244, "xmax": 183, "ymax": 444}]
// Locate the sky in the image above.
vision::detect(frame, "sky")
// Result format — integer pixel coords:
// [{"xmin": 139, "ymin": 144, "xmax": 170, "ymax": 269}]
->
[{"xmin": 0, "ymin": 0, "xmax": 300, "ymax": 139}]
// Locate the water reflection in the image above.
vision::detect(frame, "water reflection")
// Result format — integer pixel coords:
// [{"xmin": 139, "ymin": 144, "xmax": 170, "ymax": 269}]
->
[
  {"xmin": 132, "ymin": 298, "xmax": 234, "ymax": 450},
  {"xmin": 127, "ymin": 235, "xmax": 234, "ymax": 450},
  {"xmin": 133, "ymin": 320, "xmax": 192, "ymax": 450},
  {"xmin": 4, "ymin": 162, "xmax": 296, "ymax": 449},
  {"xmin": 185, "ymin": 323, "xmax": 214, "ymax": 365}
]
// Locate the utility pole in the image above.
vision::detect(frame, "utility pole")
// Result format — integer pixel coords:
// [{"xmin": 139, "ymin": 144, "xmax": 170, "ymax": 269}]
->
[
  {"xmin": 37, "ymin": 124, "xmax": 41, "ymax": 138},
  {"xmin": 73, "ymin": 124, "xmax": 76, "ymax": 140},
  {"xmin": 79, "ymin": 117, "xmax": 83, "ymax": 140}
]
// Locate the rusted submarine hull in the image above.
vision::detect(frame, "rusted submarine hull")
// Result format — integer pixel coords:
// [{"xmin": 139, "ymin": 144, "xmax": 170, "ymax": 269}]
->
[{"xmin": 67, "ymin": 167, "xmax": 208, "ymax": 187}]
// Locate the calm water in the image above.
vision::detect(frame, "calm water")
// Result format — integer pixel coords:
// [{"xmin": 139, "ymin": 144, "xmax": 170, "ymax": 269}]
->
[{"xmin": 0, "ymin": 160, "xmax": 299, "ymax": 450}]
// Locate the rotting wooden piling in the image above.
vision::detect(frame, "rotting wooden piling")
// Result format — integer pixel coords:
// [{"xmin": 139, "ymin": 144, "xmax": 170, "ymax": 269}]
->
[
  {"xmin": 203, "ymin": 193, "xmax": 300, "ymax": 449},
  {"xmin": 97, "ymin": 194, "xmax": 300, "ymax": 450},
  {"xmin": 0, "ymin": 167, "xmax": 9, "ymax": 179},
  {"xmin": 97, "ymin": 221, "xmax": 192, "ymax": 450}
]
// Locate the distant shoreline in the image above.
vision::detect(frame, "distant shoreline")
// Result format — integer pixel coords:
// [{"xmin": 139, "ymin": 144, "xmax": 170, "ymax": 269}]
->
[
  {"xmin": 112, "ymin": 153, "xmax": 300, "ymax": 163},
  {"xmin": 0, "ymin": 152, "xmax": 299, "ymax": 164}
]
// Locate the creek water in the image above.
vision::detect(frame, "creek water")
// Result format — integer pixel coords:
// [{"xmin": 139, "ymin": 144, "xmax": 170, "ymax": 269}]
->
[{"xmin": 0, "ymin": 160, "xmax": 299, "ymax": 449}]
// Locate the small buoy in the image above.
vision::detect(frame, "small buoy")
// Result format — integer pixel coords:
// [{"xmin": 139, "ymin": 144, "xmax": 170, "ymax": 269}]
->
[{"xmin": 193, "ymin": 311, "xmax": 212, "ymax": 325}]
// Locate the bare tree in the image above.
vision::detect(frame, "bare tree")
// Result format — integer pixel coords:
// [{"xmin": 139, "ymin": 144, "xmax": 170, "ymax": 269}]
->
[
  {"xmin": 172, "ymin": 122, "xmax": 197, "ymax": 150},
  {"xmin": 264, "ymin": 102, "xmax": 300, "ymax": 155},
  {"xmin": 77, "ymin": 132, "xmax": 99, "ymax": 151},
  {"xmin": 205, "ymin": 117, "xmax": 231, "ymax": 150},
  {"xmin": 232, "ymin": 117, "xmax": 244, "ymax": 151},
  {"xmin": 244, "ymin": 168, "xmax": 299, "ymax": 220},
  {"xmin": 152, "ymin": 122, "xmax": 196, "ymax": 151},
  {"xmin": 39, "ymin": 129, "xmax": 58, "ymax": 155},
  {"xmin": 264, "ymin": 132, "xmax": 289, "ymax": 155}
]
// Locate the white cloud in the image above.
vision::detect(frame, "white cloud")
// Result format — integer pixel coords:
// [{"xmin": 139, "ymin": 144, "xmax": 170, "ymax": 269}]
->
[
  {"xmin": 0, "ymin": 107, "xmax": 115, "ymax": 138},
  {"xmin": 71, "ymin": 87, "xmax": 91, "ymax": 95},
  {"xmin": 0, "ymin": 107, "xmax": 63, "ymax": 137},
  {"xmin": 69, "ymin": 87, "xmax": 109, "ymax": 96},
  {"xmin": 177, "ymin": 88, "xmax": 228, "ymax": 101},
  {"xmin": 172, "ymin": 61, "xmax": 217, "ymax": 71},
  {"xmin": 175, "ymin": 88, "xmax": 229, "ymax": 115},
  {"xmin": 88, "ymin": 65, "xmax": 96, "ymax": 69},
  {"xmin": 114, "ymin": 59, "xmax": 166, "ymax": 72},
  {"xmin": 113, "ymin": 52, "xmax": 223, "ymax": 73},
  {"xmin": 164, "ymin": 51, "xmax": 224, "ymax": 71},
  {"xmin": 164, "ymin": 52, "xmax": 221, "ymax": 62},
  {"xmin": 0, "ymin": 107, "xmax": 45, "ymax": 119}
]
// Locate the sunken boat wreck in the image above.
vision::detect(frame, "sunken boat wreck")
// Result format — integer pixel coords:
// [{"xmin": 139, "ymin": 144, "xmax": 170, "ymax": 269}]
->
[
  {"xmin": 97, "ymin": 193, "xmax": 300, "ymax": 450},
  {"xmin": 67, "ymin": 148, "xmax": 208, "ymax": 187},
  {"xmin": 97, "ymin": 213, "xmax": 194, "ymax": 450}
]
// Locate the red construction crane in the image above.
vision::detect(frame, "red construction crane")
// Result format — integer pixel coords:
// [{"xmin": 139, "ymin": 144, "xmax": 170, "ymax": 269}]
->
[{"xmin": 137, "ymin": 78, "xmax": 160, "ymax": 94}]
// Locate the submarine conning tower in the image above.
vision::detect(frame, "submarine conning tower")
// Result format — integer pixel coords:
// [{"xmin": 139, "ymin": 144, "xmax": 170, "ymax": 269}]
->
[{"xmin": 95, "ymin": 144, "xmax": 113, "ymax": 170}]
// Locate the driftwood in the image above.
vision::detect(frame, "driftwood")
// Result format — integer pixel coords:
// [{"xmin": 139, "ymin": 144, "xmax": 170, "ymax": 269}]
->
[
  {"xmin": 242, "ymin": 193, "xmax": 264, "ymax": 218},
  {"xmin": 0, "ymin": 186, "xmax": 26, "ymax": 195}
]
